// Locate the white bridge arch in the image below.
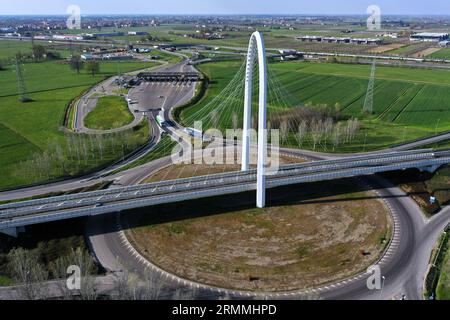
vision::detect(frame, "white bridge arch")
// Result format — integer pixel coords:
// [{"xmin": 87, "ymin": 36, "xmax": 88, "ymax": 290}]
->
[{"xmin": 241, "ymin": 31, "xmax": 268, "ymax": 208}]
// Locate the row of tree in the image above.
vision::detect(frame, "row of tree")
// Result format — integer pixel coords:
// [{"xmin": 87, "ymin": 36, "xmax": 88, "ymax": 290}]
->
[
  {"xmin": 265, "ymin": 105, "xmax": 361, "ymax": 150},
  {"xmin": 288, "ymin": 117, "xmax": 361, "ymax": 151},
  {"xmin": 6, "ymin": 247, "xmax": 190, "ymax": 300},
  {"xmin": 14, "ymin": 127, "xmax": 147, "ymax": 184},
  {"xmin": 69, "ymin": 55, "xmax": 100, "ymax": 77}
]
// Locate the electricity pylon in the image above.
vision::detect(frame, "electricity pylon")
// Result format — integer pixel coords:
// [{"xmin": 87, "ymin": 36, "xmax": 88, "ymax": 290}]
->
[
  {"xmin": 363, "ymin": 61, "xmax": 376, "ymax": 114},
  {"xmin": 15, "ymin": 57, "xmax": 30, "ymax": 102}
]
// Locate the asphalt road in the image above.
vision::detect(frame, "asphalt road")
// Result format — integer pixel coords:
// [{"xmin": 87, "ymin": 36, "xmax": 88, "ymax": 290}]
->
[
  {"xmin": 85, "ymin": 154, "xmax": 450, "ymax": 300},
  {"xmin": 0, "ymin": 56, "xmax": 449, "ymax": 300}
]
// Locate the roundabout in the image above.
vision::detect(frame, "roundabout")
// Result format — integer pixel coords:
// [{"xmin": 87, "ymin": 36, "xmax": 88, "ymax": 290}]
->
[{"xmin": 122, "ymin": 168, "xmax": 392, "ymax": 293}]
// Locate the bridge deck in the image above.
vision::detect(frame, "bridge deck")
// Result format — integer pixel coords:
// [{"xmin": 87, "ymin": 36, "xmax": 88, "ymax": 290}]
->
[{"xmin": 1, "ymin": 149, "xmax": 449, "ymax": 231}]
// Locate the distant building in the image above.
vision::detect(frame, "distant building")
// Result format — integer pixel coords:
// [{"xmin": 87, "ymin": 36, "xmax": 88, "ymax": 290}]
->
[
  {"xmin": 278, "ymin": 49, "xmax": 297, "ymax": 55},
  {"xmin": 103, "ymin": 54, "xmax": 133, "ymax": 61},
  {"xmin": 410, "ymin": 33, "xmax": 449, "ymax": 42},
  {"xmin": 4, "ymin": 33, "xmax": 21, "ymax": 38},
  {"xmin": 0, "ymin": 27, "xmax": 15, "ymax": 33},
  {"xmin": 81, "ymin": 53, "xmax": 133, "ymax": 61},
  {"xmin": 52, "ymin": 34, "xmax": 83, "ymax": 41},
  {"xmin": 297, "ymin": 35, "xmax": 322, "ymax": 42},
  {"xmin": 280, "ymin": 55, "xmax": 300, "ymax": 61},
  {"xmin": 81, "ymin": 54, "xmax": 95, "ymax": 61},
  {"xmin": 128, "ymin": 31, "xmax": 149, "ymax": 36},
  {"xmin": 93, "ymin": 32, "xmax": 125, "ymax": 37},
  {"xmin": 297, "ymin": 35, "xmax": 382, "ymax": 45}
]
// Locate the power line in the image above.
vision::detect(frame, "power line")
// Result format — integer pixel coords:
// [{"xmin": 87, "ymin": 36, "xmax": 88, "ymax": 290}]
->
[
  {"xmin": 15, "ymin": 57, "xmax": 31, "ymax": 103},
  {"xmin": 363, "ymin": 60, "xmax": 376, "ymax": 115}
]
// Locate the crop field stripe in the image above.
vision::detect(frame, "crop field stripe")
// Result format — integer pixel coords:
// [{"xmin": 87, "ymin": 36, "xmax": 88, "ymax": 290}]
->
[
  {"xmin": 0, "ymin": 122, "xmax": 42, "ymax": 169},
  {"xmin": 340, "ymin": 81, "xmax": 386, "ymax": 114},
  {"xmin": 391, "ymin": 85, "xmax": 426, "ymax": 123},
  {"xmin": 381, "ymin": 85, "xmax": 424, "ymax": 123},
  {"xmin": 274, "ymin": 73, "xmax": 319, "ymax": 92},
  {"xmin": 394, "ymin": 85, "xmax": 450, "ymax": 126},
  {"xmin": 0, "ymin": 120, "xmax": 44, "ymax": 152},
  {"xmin": 304, "ymin": 77, "xmax": 367, "ymax": 109},
  {"xmin": 294, "ymin": 63, "xmax": 450, "ymax": 87},
  {"xmin": 372, "ymin": 82, "xmax": 412, "ymax": 115},
  {"xmin": 339, "ymin": 91, "xmax": 368, "ymax": 112},
  {"xmin": 298, "ymin": 76, "xmax": 347, "ymax": 102},
  {"xmin": 0, "ymin": 84, "xmax": 97, "ymax": 99},
  {"xmin": 277, "ymin": 73, "xmax": 331, "ymax": 93},
  {"xmin": 377, "ymin": 85, "xmax": 416, "ymax": 121}
]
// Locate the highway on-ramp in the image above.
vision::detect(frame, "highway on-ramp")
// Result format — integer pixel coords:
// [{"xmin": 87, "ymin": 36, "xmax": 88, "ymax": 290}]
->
[{"xmin": 0, "ymin": 55, "xmax": 449, "ymax": 300}]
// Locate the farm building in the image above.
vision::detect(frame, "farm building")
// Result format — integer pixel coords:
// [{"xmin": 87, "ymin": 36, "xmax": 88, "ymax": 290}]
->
[
  {"xmin": 410, "ymin": 32, "xmax": 449, "ymax": 42},
  {"xmin": 297, "ymin": 35, "xmax": 382, "ymax": 45}
]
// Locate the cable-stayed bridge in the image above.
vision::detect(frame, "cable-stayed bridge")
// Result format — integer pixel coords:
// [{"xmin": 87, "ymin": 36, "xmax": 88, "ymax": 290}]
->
[
  {"xmin": 2, "ymin": 31, "xmax": 450, "ymax": 237},
  {"xmin": 1, "ymin": 148, "xmax": 449, "ymax": 235}
]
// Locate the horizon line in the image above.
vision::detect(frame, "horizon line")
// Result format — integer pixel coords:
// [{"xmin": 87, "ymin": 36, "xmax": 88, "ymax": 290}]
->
[{"xmin": 2, "ymin": 13, "xmax": 450, "ymax": 17}]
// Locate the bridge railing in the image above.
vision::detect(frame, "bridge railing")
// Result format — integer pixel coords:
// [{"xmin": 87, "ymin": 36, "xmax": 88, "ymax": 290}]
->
[{"xmin": 0, "ymin": 149, "xmax": 439, "ymax": 214}]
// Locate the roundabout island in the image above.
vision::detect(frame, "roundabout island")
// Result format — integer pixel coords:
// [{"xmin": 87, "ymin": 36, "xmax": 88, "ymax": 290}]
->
[{"xmin": 123, "ymin": 164, "xmax": 392, "ymax": 293}]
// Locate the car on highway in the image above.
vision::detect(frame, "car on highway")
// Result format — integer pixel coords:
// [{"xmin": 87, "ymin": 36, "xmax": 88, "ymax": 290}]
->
[{"xmin": 94, "ymin": 203, "xmax": 104, "ymax": 208}]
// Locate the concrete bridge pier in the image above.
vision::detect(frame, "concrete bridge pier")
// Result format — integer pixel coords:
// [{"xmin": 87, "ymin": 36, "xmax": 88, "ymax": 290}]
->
[
  {"xmin": 419, "ymin": 164, "xmax": 442, "ymax": 174},
  {"xmin": 0, "ymin": 227, "xmax": 25, "ymax": 238}
]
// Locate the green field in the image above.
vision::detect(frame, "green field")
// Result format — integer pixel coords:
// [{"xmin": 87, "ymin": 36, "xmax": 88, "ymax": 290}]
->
[
  {"xmin": 150, "ymin": 49, "xmax": 184, "ymax": 64},
  {"xmin": 429, "ymin": 48, "xmax": 450, "ymax": 60},
  {"xmin": 84, "ymin": 96, "xmax": 134, "ymax": 130},
  {"xmin": 0, "ymin": 40, "xmax": 35, "ymax": 60},
  {"xmin": 437, "ymin": 243, "xmax": 450, "ymax": 300},
  {"xmin": 0, "ymin": 40, "xmax": 75, "ymax": 61},
  {"xmin": 179, "ymin": 60, "xmax": 450, "ymax": 152},
  {"xmin": 0, "ymin": 60, "xmax": 154, "ymax": 190}
]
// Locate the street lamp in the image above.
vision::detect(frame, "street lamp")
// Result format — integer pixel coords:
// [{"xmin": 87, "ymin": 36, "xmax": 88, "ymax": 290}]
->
[{"xmin": 379, "ymin": 276, "xmax": 386, "ymax": 299}]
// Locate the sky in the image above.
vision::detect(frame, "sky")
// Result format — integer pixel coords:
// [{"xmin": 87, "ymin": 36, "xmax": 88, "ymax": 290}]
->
[{"xmin": 1, "ymin": 0, "xmax": 450, "ymax": 16}]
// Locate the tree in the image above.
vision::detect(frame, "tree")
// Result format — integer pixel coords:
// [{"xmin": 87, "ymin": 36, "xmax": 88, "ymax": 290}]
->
[
  {"xmin": 8, "ymin": 248, "xmax": 48, "ymax": 300},
  {"xmin": 69, "ymin": 55, "xmax": 84, "ymax": 74},
  {"xmin": 32, "ymin": 45, "xmax": 47, "ymax": 61},
  {"xmin": 296, "ymin": 121, "xmax": 308, "ymax": 148},
  {"xmin": 232, "ymin": 111, "xmax": 238, "ymax": 130},
  {"xmin": 280, "ymin": 121, "xmax": 289, "ymax": 144},
  {"xmin": 332, "ymin": 122, "xmax": 342, "ymax": 150},
  {"xmin": 85, "ymin": 61, "xmax": 100, "ymax": 77}
]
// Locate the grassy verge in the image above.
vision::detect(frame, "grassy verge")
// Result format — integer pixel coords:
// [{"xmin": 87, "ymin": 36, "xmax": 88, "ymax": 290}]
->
[
  {"xmin": 437, "ymin": 232, "xmax": 450, "ymax": 300},
  {"xmin": 112, "ymin": 135, "xmax": 177, "ymax": 174},
  {"xmin": 2, "ymin": 120, "xmax": 150, "ymax": 191},
  {"xmin": 424, "ymin": 228, "xmax": 450, "ymax": 299},
  {"xmin": 0, "ymin": 60, "xmax": 154, "ymax": 190},
  {"xmin": 149, "ymin": 49, "xmax": 184, "ymax": 64},
  {"xmin": 84, "ymin": 96, "xmax": 134, "ymax": 130},
  {"xmin": 0, "ymin": 218, "xmax": 101, "ymax": 287},
  {"xmin": 381, "ymin": 165, "xmax": 450, "ymax": 216}
]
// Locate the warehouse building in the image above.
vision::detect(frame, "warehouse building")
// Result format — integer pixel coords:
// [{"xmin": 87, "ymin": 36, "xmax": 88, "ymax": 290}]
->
[
  {"xmin": 297, "ymin": 35, "xmax": 382, "ymax": 45},
  {"xmin": 410, "ymin": 32, "xmax": 449, "ymax": 42}
]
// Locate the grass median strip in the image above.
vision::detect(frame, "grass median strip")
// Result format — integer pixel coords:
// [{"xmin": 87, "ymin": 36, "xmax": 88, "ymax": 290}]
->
[{"xmin": 84, "ymin": 96, "xmax": 134, "ymax": 130}]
